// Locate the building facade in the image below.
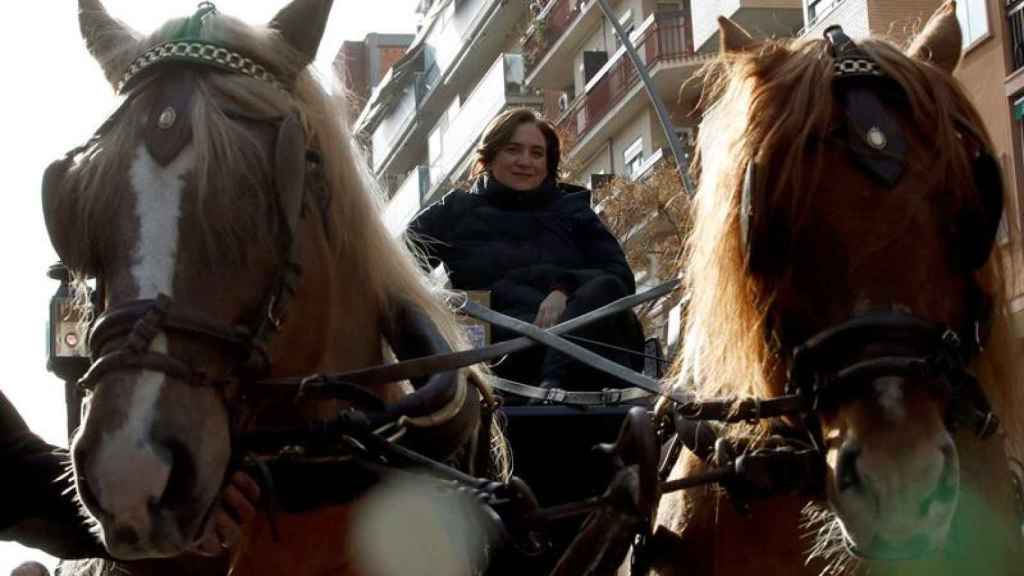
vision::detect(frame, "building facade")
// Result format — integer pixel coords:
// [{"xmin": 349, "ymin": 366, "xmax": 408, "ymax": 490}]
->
[
  {"xmin": 336, "ymin": 33, "xmax": 415, "ymax": 121},
  {"xmin": 522, "ymin": 0, "xmax": 801, "ymax": 348},
  {"xmin": 354, "ymin": 0, "xmax": 540, "ymax": 235}
]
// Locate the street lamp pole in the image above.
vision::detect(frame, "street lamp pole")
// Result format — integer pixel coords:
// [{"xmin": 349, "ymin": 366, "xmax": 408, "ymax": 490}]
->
[{"xmin": 593, "ymin": 0, "xmax": 694, "ymax": 195}]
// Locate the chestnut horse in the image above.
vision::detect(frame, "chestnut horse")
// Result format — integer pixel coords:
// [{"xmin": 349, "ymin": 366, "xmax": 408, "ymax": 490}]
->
[
  {"xmin": 641, "ymin": 4, "xmax": 1024, "ymax": 575},
  {"xmin": 44, "ymin": 1, "xmax": 500, "ymax": 574}
]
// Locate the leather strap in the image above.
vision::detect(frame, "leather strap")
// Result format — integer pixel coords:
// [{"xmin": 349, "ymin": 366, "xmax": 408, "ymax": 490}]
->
[
  {"xmin": 490, "ymin": 377, "xmax": 650, "ymax": 406},
  {"xmin": 456, "ymin": 298, "xmax": 664, "ymax": 394},
  {"xmin": 251, "ymin": 280, "xmax": 683, "ymax": 401}
]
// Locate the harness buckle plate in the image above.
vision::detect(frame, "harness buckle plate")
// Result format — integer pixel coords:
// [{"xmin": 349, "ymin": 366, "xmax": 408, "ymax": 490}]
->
[{"xmin": 601, "ymin": 388, "xmax": 623, "ymax": 405}]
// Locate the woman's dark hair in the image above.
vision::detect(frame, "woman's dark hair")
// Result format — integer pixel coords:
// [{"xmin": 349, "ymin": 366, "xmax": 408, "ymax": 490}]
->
[{"xmin": 471, "ymin": 108, "xmax": 561, "ymax": 180}]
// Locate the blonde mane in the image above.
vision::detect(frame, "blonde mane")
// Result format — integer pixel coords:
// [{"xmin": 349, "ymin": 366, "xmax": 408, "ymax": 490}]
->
[{"xmin": 676, "ymin": 34, "xmax": 1024, "ymax": 456}]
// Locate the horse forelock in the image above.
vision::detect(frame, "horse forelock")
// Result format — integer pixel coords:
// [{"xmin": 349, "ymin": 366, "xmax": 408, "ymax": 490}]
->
[{"xmin": 674, "ymin": 34, "xmax": 1018, "ymax": 440}]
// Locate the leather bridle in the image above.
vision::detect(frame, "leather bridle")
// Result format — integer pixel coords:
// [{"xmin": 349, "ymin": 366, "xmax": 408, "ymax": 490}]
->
[{"xmin": 72, "ymin": 97, "xmax": 308, "ymax": 413}]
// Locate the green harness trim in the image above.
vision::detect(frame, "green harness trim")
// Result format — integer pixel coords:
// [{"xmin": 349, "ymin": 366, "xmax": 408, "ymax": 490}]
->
[
  {"xmin": 117, "ymin": 2, "xmax": 285, "ymax": 94},
  {"xmin": 173, "ymin": 2, "xmax": 218, "ymax": 43}
]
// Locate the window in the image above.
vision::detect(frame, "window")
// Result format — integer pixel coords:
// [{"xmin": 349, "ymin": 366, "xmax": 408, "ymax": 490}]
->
[
  {"xmin": 582, "ymin": 50, "xmax": 609, "ymax": 83},
  {"xmin": 1009, "ymin": 1, "xmax": 1024, "ymax": 71},
  {"xmin": 955, "ymin": 0, "xmax": 990, "ymax": 48},
  {"xmin": 807, "ymin": 0, "xmax": 828, "ymax": 25},
  {"xmin": 590, "ymin": 172, "xmax": 615, "ymax": 191},
  {"xmin": 623, "ymin": 138, "xmax": 645, "ymax": 180}
]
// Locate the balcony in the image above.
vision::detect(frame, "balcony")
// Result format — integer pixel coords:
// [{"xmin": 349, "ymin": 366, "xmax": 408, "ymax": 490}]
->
[
  {"xmin": 370, "ymin": 85, "xmax": 418, "ymax": 173},
  {"xmin": 1011, "ymin": 0, "xmax": 1024, "ymax": 73},
  {"xmin": 556, "ymin": 12, "xmax": 709, "ymax": 163},
  {"xmin": 383, "ymin": 165, "xmax": 430, "ymax": 236},
  {"xmin": 525, "ymin": 0, "xmax": 605, "ymax": 89},
  {"xmin": 424, "ymin": 53, "xmax": 544, "ymax": 203},
  {"xmin": 690, "ymin": 0, "xmax": 803, "ymax": 54},
  {"xmin": 363, "ymin": 0, "xmax": 527, "ymax": 182}
]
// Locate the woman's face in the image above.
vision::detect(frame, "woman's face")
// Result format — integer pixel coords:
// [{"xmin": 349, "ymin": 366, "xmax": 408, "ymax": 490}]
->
[{"xmin": 489, "ymin": 122, "xmax": 549, "ymax": 192}]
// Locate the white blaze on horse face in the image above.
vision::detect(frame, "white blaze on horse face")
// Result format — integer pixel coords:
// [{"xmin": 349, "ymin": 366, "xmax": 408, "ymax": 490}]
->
[
  {"xmin": 91, "ymin": 145, "xmax": 192, "ymax": 523},
  {"xmin": 129, "ymin": 144, "xmax": 192, "ymax": 298},
  {"xmin": 874, "ymin": 377, "xmax": 906, "ymax": 422}
]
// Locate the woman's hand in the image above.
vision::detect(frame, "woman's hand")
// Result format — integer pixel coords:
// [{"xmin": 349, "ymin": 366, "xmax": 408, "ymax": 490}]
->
[
  {"xmin": 534, "ymin": 290, "xmax": 568, "ymax": 329},
  {"xmin": 189, "ymin": 471, "xmax": 261, "ymax": 556}
]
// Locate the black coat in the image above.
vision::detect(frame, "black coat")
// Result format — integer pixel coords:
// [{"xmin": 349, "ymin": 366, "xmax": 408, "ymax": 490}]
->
[{"xmin": 408, "ymin": 177, "xmax": 635, "ymax": 322}]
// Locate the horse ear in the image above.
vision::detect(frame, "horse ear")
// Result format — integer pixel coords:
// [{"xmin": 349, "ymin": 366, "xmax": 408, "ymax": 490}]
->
[
  {"xmin": 718, "ymin": 16, "xmax": 757, "ymax": 54},
  {"xmin": 907, "ymin": 1, "xmax": 962, "ymax": 73},
  {"xmin": 269, "ymin": 0, "xmax": 335, "ymax": 68},
  {"xmin": 78, "ymin": 0, "xmax": 140, "ymax": 88}
]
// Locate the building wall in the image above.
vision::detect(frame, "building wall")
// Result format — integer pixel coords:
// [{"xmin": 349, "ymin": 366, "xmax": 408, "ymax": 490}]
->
[
  {"xmin": 802, "ymin": 0, "xmax": 870, "ymax": 39},
  {"xmin": 338, "ymin": 41, "xmax": 369, "ymax": 115},
  {"xmin": 337, "ymin": 35, "xmax": 413, "ymax": 122},
  {"xmin": 866, "ymin": 0, "xmax": 942, "ymax": 45},
  {"xmin": 692, "ymin": 0, "xmax": 741, "ymax": 50},
  {"xmin": 578, "ymin": 142, "xmax": 615, "ymax": 186},
  {"xmin": 573, "ymin": 18, "xmax": 610, "ymax": 97},
  {"xmin": 959, "ymin": 1, "xmax": 1024, "ymax": 307},
  {"xmin": 610, "ymin": 109, "xmax": 657, "ymax": 174},
  {"xmin": 377, "ymin": 46, "xmax": 408, "ymax": 80},
  {"xmin": 957, "ymin": 1, "xmax": 1019, "ymax": 234},
  {"xmin": 575, "ymin": 108, "xmax": 656, "ymax": 182}
]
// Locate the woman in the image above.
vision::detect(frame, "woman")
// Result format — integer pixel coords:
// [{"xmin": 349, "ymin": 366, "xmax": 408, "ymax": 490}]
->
[
  {"xmin": 0, "ymin": 389, "xmax": 258, "ymax": 560},
  {"xmin": 408, "ymin": 108, "xmax": 644, "ymax": 393}
]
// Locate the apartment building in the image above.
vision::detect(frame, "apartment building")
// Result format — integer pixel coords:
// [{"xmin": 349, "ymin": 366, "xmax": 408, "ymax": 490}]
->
[
  {"xmin": 523, "ymin": 0, "xmax": 800, "ymax": 200},
  {"xmin": 336, "ymin": 33, "xmax": 415, "ymax": 121},
  {"xmin": 806, "ymin": 0, "xmax": 1024, "ymax": 335},
  {"xmin": 522, "ymin": 0, "xmax": 801, "ymax": 347},
  {"xmin": 354, "ymin": 0, "xmax": 540, "ymax": 235}
]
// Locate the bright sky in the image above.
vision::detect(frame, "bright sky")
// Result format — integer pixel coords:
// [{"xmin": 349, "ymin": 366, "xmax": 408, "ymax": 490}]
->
[{"xmin": 0, "ymin": 1, "xmax": 420, "ymax": 573}]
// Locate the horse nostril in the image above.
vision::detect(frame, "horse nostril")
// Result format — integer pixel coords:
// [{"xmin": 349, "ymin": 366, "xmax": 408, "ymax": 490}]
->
[
  {"xmin": 935, "ymin": 446, "xmax": 958, "ymax": 504},
  {"xmin": 920, "ymin": 444, "xmax": 959, "ymax": 516},
  {"xmin": 837, "ymin": 443, "xmax": 863, "ymax": 492}
]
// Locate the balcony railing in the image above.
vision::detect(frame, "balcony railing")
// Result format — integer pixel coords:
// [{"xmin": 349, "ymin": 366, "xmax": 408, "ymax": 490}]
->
[
  {"xmin": 370, "ymin": 86, "xmax": 417, "ymax": 172},
  {"xmin": 383, "ymin": 165, "xmax": 430, "ymax": 236},
  {"xmin": 1010, "ymin": 0, "xmax": 1024, "ymax": 73},
  {"xmin": 414, "ymin": 62, "xmax": 441, "ymax": 106},
  {"xmin": 523, "ymin": 0, "xmax": 582, "ymax": 71},
  {"xmin": 557, "ymin": 12, "xmax": 693, "ymax": 146}
]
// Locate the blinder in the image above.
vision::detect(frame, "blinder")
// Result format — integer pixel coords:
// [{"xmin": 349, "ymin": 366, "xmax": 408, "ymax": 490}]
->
[
  {"xmin": 41, "ymin": 79, "xmax": 150, "ymax": 274},
  {"xmin": 961, "ymin": 150, "xmax": 1004, "ymax": 271},
  {"xmin": 740, "ymin": 25, "xmax": 1004, "ymax": 276}
]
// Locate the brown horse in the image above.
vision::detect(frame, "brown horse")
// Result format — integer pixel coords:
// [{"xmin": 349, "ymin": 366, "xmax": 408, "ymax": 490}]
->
[
  {"xmin": 642, "ymin": 4, "xmax": 1024, "ymax": 575},
  {"xmin": 43, "ymin": 1, "xmax": 502, "ymax": 574}
]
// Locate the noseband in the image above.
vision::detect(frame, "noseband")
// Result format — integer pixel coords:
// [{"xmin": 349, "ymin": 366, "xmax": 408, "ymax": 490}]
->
[{"xmin": 786, "ymin": 310, "xmax": 998, "ymax": 441}]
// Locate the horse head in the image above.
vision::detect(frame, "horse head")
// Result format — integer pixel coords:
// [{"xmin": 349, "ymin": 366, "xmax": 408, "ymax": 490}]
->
[
  {"xmin": 681, "ymin": 2, "xmax": 1011, "ymax": 563},
  {"xmin": 41, "ymin": 0, "xmax": 398, "ymax": 560}
]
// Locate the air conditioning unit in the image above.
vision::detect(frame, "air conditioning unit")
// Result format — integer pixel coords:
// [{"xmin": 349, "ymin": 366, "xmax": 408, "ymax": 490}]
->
[{"xmin": 558, "ymin": 92, "xmax": 571, "ymax": 113}]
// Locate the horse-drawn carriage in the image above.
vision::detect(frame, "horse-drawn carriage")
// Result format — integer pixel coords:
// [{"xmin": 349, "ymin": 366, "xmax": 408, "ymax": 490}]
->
[{"xmin": 41, "ymin": 1, "xmax": 1024, "ymax": 574}]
